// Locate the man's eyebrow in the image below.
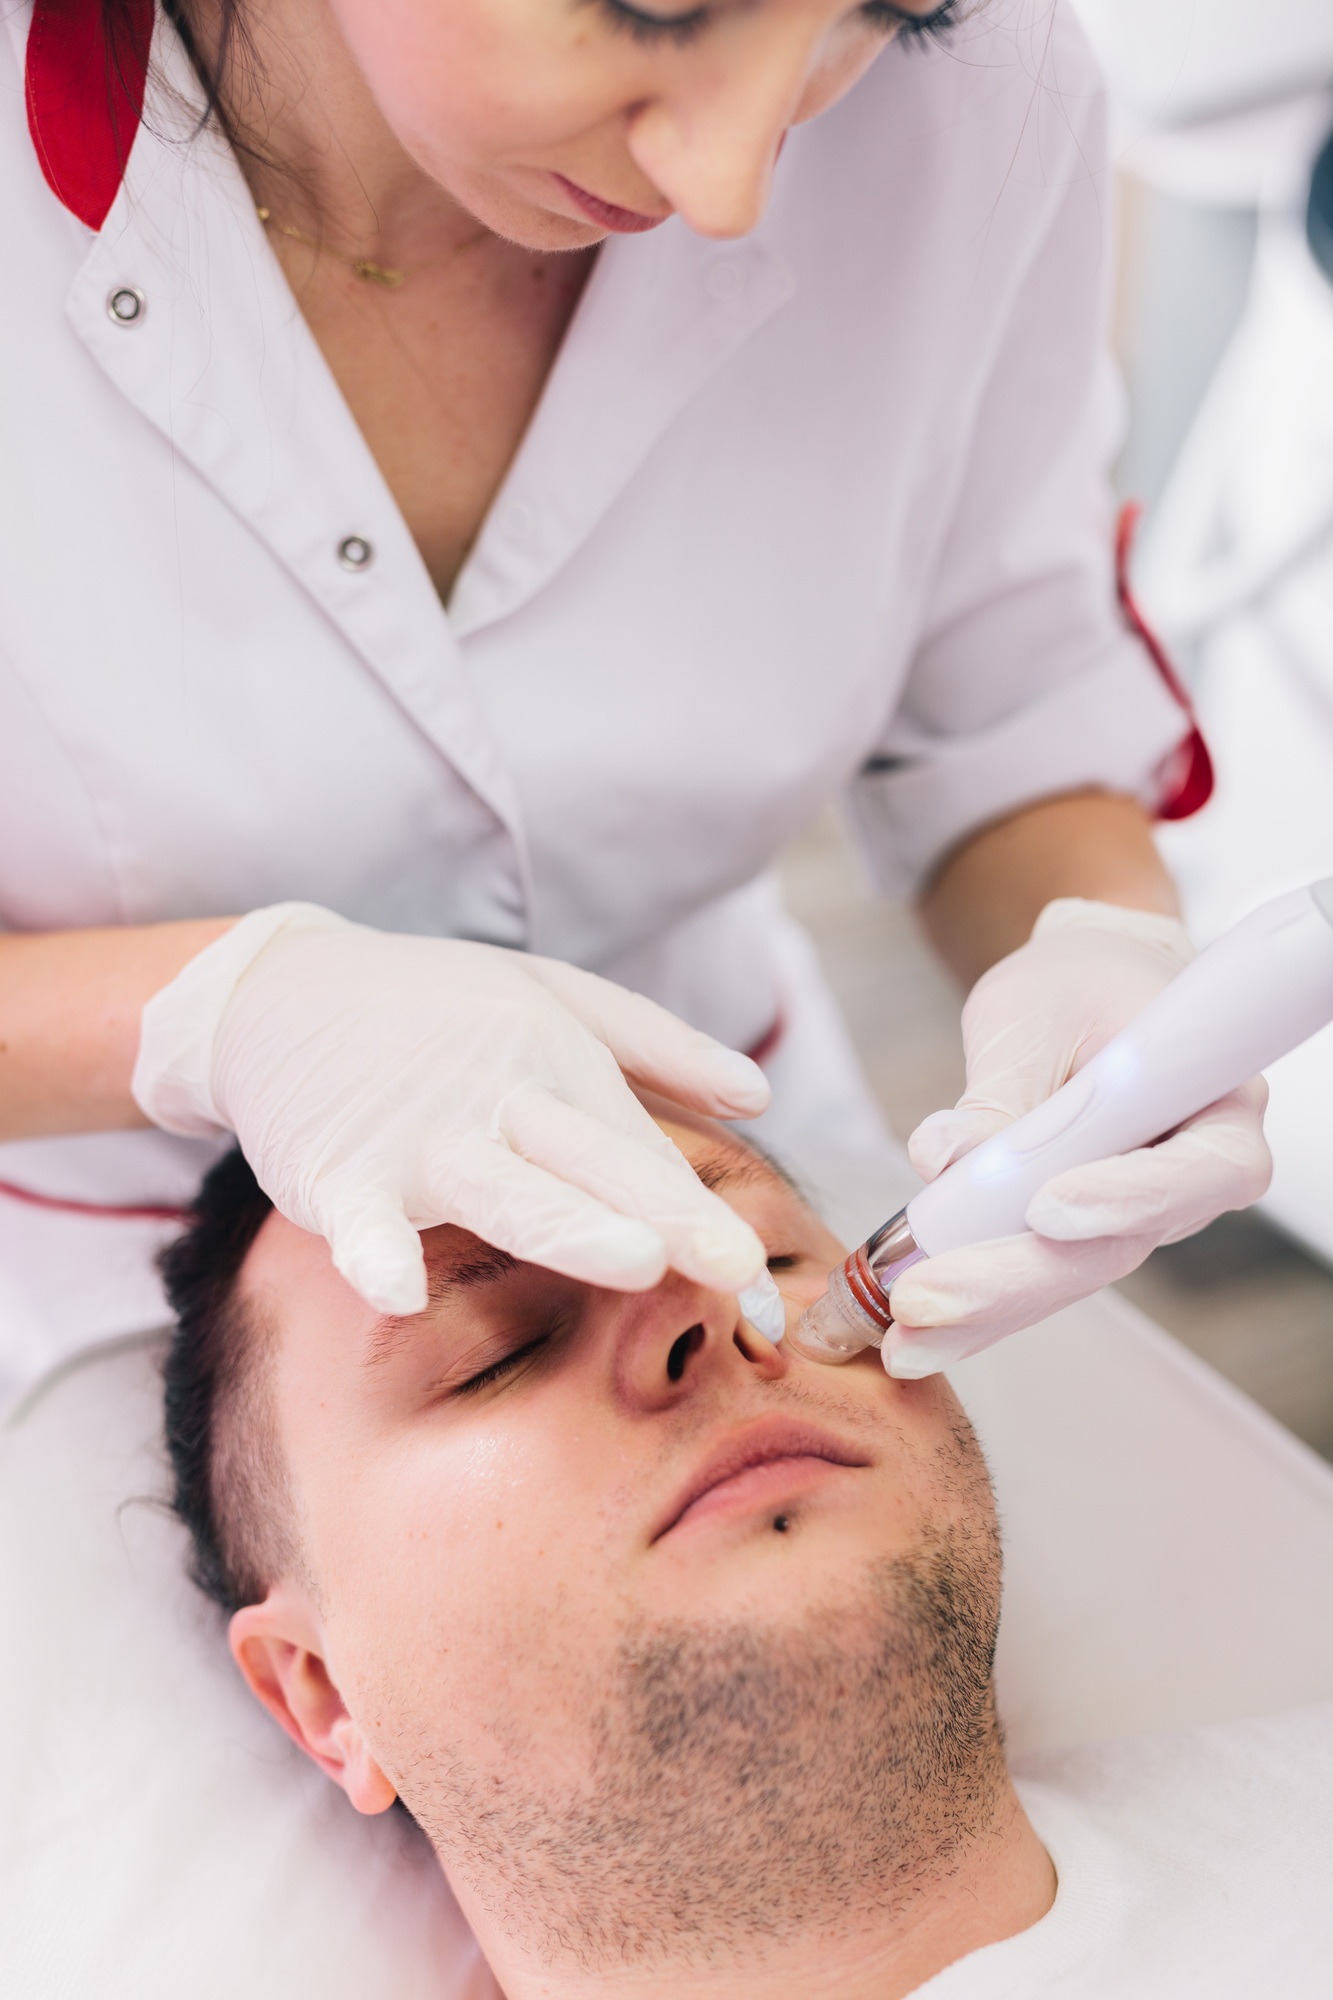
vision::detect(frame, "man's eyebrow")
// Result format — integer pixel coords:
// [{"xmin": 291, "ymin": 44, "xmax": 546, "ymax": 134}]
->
[
  {"xmin": 689, "ymin": 1142, "xmax": 801, "ymax": 1200},
  {"xmin": 365, "ymin": 1245, "xmax": 520, "ymax": 1366}
]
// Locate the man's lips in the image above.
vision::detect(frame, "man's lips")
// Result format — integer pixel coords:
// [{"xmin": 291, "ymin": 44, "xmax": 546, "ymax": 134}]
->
[
  {"xmin": 651, "ymin": 1416, "xmax": 872, "ymax": 1543},
  {"xmin": 551, "ymin": 172, "xmax": 668, "ymax": 235}
]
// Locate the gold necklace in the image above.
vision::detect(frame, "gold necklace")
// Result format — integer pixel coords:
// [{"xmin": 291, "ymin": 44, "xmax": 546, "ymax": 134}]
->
[{"xmin": 256, "ymin": 206, "xmax": 406, "ymax": 289}]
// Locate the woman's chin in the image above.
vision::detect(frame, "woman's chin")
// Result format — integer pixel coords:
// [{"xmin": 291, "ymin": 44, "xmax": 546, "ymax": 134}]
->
[
  {"xmin": 494, "ymin": 206, "xmax": 608, "ymax": 252},
  {"xmin": 417, "ymin": 162, "xmax": 609, "ymax": 253}
]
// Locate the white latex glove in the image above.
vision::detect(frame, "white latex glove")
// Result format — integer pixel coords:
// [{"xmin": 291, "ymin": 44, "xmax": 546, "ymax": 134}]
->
[
  {"xmin": 881, "ymin": 898, "xmax": 1272, "ymax": 1378},
  {"xmin": 133, "ymin": 904, "xmax": 777, "ymax": 1316}
]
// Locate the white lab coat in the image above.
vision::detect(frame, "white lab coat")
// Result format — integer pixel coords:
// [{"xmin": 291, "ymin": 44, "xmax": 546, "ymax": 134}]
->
[{"xmin": 0, "ymin": 0, "xmax": 1191, "ymax": 1369}]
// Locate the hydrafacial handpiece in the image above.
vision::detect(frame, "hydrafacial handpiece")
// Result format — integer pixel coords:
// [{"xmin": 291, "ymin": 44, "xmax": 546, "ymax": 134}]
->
[{"xmin": 795, "ymin": 878, "xmax": 1333, "ymax": 1376}]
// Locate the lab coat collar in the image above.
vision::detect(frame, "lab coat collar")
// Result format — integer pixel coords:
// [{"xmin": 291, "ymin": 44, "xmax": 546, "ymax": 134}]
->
[
  {"xmin": 55, "ymin": 1, "xmax": 795, "ymax": 796},
  {"xmin": 449, "ymin": 223, "xmax": 797, "ymax": 639},
  {"xmin": 59, "ymin": 10, "xmax": 534, "ymax": 896}
]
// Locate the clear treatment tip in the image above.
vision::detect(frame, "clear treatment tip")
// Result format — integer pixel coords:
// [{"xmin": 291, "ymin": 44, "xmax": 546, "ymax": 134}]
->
[
  {"xmin": 789, "ymin": 1265, "xmax": 883, "ymax": 1362},
  {"xmin": 788, "ymin": 1209, "xmax": 925, "ymax": 1363}
]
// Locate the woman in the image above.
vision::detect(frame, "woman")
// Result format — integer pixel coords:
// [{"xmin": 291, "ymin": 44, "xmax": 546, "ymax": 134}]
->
[{"xmin": 0, "ymin": 0, "xmax": 1266, "ymax": 1384}]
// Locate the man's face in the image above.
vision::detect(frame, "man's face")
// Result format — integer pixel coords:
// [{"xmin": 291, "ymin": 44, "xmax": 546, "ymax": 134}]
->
[{"xmin": 235, "ymin": 1117, "xmax": 1001, "ymax": 1971}]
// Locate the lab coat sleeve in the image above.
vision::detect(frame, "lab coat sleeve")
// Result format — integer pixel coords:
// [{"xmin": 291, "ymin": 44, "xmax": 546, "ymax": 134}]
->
[{"xmin": 843, "ymin": 57, "xmax": 1191, "ymax": 900}]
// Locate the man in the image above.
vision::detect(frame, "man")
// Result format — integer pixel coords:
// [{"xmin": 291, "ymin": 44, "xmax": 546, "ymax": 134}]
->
[{"xmin": 162, "ymin": 1117, "xmax": 1331, "ymax": 1999}]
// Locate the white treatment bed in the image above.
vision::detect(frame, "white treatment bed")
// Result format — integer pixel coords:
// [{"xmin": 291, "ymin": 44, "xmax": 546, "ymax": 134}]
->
[{"xmin": 3, "ymin": 1143, "xmax": 1333, "ymax": 1998}]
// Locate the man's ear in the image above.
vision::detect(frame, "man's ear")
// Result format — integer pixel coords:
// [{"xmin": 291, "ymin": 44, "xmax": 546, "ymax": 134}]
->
[{"xmin": 230, "ymin": 1585, "xmax": 397, "ymax": 1815}]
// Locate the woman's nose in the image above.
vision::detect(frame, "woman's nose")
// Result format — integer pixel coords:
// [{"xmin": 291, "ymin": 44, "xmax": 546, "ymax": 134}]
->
[
  {"xmin": 615, "ymin": 1275, "xmax": 789, "ymax": 1411},
  {"xmin": 626, "ymin": 35, "xmax": 815, "ymax": 238}
]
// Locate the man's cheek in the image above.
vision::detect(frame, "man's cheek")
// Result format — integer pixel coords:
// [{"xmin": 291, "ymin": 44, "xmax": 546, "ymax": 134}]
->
[
  {"xmin": 311, "ymin": 1436, "xmax": 525, "ymax": 1655},
  {"xmin": 331, "ymin": 1430, "xmax": 604, "ymax": 1653}
]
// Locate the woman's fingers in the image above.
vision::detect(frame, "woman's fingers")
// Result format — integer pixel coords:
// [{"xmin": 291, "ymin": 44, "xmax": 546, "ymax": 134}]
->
[
  {"xmin": 907, "ymin": 1103, "xmax": 1015, "ymax": 1182},
  {"xmin": 141, "ymin": 910, "xmax": 773, "ymax": 1297},
  {"xmin": 426, "ymin": 1132, "xmax": 670, "ymax": 1291},
  {"xmin": 869, "ymin": 1084, "xmax": 1270, "ymax": 1382},
  {"xmin": 1024, "ymin": 1082, "xmax": 1272, "ymax": 1245},
  {"xmin": 326, "ymin": 1190, "xmax": 431, "ymax": 1317},
  {"xmin": 496, "ymin": 1085, "xmax": 766, "ymax": 1290},
  {"xmin": 883, "ymin": 1227, "xmax": 1158, "ymax": 1376},
  {"xmin": 335, "ymin": 1083, "xmax": 770, "ymax": 1313},
  {"xmin": 526, "ymin": 957, "xmax": 772, "ymax": 1120}
]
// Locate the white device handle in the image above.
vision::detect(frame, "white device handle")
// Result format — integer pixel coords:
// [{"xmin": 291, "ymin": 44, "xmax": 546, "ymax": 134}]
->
[{"xmin": 905, "ymin": 880, "xmax": 1333, "ymax": 1257}]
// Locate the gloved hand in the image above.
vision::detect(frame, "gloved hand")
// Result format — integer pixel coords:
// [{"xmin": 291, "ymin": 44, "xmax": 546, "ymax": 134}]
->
[
  {"xmin": 133, "ymin": 904, "xmax": 774, "ymax": 1316},
  {"xmin": 881, "ymin": 898, "xmax": 1272, "ymax": 1378}
]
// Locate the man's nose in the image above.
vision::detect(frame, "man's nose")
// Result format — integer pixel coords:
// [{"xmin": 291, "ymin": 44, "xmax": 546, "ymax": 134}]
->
[
  {"xmin": 626, "ymin": 31, "xmax": 817, "ymax": 238},
  {"xmin": 614, "ymin": 1274, "xmax": 789, "ymax": 1411}
]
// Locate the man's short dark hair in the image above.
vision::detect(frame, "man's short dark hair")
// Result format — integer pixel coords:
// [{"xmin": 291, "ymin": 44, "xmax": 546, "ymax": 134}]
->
[{"xmin": 160, "ymin": 1148, "xmax": 282, "ymax": 1617}]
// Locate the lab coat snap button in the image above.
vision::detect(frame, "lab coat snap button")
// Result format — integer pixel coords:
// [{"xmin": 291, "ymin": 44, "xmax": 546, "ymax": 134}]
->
[
  {"xmin": 337, "ymin": 535, "xmax": 374, "ymax": 571},
  {"xmin": 705, "ymin": 261, "xmax": 742, "ymax": 302},
  {"xmin": 107, "ymin": 287, "xmax": 146, "ymax": 325}
]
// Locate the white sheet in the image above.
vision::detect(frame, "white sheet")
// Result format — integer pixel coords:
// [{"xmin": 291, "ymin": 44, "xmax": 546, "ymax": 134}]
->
[
  {"xmin": 0, "ymin": 1332, "xmax": 495, "ymax": 2000},
  {"xmin": 924, "ymin": 1703, "xmax": 1333, "ymax": 1997}
]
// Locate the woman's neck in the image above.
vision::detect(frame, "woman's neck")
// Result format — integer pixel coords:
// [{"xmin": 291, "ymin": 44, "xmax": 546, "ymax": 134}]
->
[{"xmin": 176, "ymin": 0, "xmax": 484, "ymax": 261}]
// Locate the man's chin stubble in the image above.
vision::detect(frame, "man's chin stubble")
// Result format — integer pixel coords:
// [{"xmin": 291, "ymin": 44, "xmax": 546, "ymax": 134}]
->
[{"xmin": 405, "ymin": 1426, "xmax": 1007, "ymax": 1974}]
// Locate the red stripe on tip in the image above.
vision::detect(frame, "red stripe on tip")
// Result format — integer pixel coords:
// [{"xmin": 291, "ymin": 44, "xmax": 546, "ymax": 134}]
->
[{"xmin": 844, "ymin": 1246, "xmax": 894, "ymax": 1332}]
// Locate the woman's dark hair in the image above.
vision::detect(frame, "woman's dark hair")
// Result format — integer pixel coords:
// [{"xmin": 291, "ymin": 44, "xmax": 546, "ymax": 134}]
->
[
  {"xmin": 160, "ymin": 1147, "xmax": 278, "ymax": 1616},
  {"xmin": 155, "ymin": 0, "xmax": 250, "ymax": 132}
]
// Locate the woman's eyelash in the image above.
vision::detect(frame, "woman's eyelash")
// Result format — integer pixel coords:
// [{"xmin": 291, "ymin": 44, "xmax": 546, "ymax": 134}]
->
[
  {"xmin": 598, "ymin": 0, "xmax": 709, "ymax": 46},
  {"xmin": 862, "ymin": 0, "xmax": 959, "ymax": 40},
  {"xmin": 598, "ymin": 0, "xmax": 957, "ymax": 47},
  {"xmin": 454, "ymin": 1334, "xmax": 551, "ymax": 1397}
]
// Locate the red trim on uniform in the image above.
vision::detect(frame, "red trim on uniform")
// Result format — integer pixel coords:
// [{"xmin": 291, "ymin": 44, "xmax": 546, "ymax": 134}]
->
[
  {"xmin": 744, "ymin": 1010, "xmax": 786, "ymax": 1070},
  {"xmin": 25, "ymin": 0, "xmax": 154, "ymax": 229},
  {"xmin": 1116, "ymin": 501, "xmax": 1214, "ymax": 822},
  {"xmin": 0, "ymin": 1178, "xmax": 188, "ymax": 1224}
]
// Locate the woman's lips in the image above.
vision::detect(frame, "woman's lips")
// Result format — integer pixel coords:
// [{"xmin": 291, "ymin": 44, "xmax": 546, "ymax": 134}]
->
[
  {"xmin": 652, "ymin": 1417, "xmax": 871, "ymax": 1542},
  {"xmin": 551, "ymin": 172, "xmax": 668, "ymax": 235}
]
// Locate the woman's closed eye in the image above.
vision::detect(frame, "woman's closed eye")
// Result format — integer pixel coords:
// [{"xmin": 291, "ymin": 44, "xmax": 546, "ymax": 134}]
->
[
  {"xmin": 596, "ymin": 0, "xmax": 958, "ymax": 46},
  {"xmin": 861, "ymin": 0, "xmax": 958, "ymax": 41},
  {"xmin": 598, "ymin": 0, "xmax": 708, "ymax": 45}
]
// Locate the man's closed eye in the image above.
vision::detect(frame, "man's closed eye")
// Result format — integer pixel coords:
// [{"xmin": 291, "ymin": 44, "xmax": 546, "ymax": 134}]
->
[{"xmin": 451, "ymin": 1332, "xmax": 555, "ymax": 1397}]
